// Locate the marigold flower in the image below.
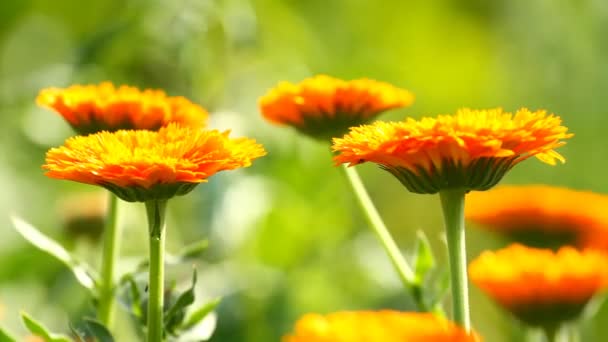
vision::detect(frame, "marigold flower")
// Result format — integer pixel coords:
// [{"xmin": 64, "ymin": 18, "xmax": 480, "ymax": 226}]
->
[
  {"xmin": 43, "ymin": 124, "xmax": 266, "ymax": 202},
  {"xmin": 259, "ymin": 75, "xmax": 414, "ymax": 140},
  {"xmin": 37, "ymin": 82, "xmax": 208, "ymax": 134},
  {"xmin": 466, "ymin": 185, "xmax": 608, "ymax": 249},
  {"xmin": 283, "ymin": 311, "xmax": 480, "ymax": 342},
  {"xmin": 469, "ymin": 244, "xmax": 608, "ymax": 327},
  {"xmin": 333, "ymin": 108, "xmax": 571, "ymax": 194}
]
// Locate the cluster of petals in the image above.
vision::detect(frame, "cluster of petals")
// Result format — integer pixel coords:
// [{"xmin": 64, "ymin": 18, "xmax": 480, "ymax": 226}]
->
[
  {"xmin": 259, "ymin": 75, "xmax": 414, "ymax": 139},
  {"xmin": 332, "ymin": 108, "xmax": 571, "ymax": 193},
  {"xmin": 469, "ymin": 244, "xmax": 608, "ymax": 321},
  {"xmin": 283, "ymin": 311, "xmax": 480, "ymax": 342},
  {"xmin": 37, "ymin": 82, "xmax": 208, "ymax": 134},
  {"xmin": 43, "ymin": 124, "xmax": 266, "ymax": 201},
  {"xmin": 466, "ymin": 185, "xmax": 608, "ymax": 249}
]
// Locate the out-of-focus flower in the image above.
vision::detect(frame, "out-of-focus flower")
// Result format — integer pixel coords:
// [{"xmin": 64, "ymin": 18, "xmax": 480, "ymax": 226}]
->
[
  {"xmin": 259, "ymin": 75, "xmax": 414, "ymax": 140},
  {"xmin": 333, "ymin": 108, "xmax": 571, "ymax": 194},
  {"xmin": 37, "ymin": 82, "xmax": 208, "ymax": 134},
  {"xmin": 283, "ymin": 311, "xmax": 480, "ymax": 342},
  {"xmin": 43, "ymin": 124, "xmax": 266, "ymax": 202},
  {"xmin": 24, "ymin": 336, "xmax": 45, "ymax": 342},
  {"xmin": 58, "ymin": 191, "xmax": 107, "ymax": 242},
  {"xmin": 466, "ymin": 185, "xmax": 608, "ymax": 249},
  {"xmin": 469, "ymin": 244, "xmax": 608, "ymax": 327}
]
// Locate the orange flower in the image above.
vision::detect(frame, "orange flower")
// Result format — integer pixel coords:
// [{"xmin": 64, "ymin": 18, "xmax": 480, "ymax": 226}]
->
[
  {"xmin": 283, "ymin": 311, "xmax": 480, "ymax": 342},
  {"xmin": 37, "ymin": 82, "xmax": 208, "ymax": 134},
  {"xmin": 469, "ymin": 244, "xmax": 608, "ymax": 327},
  {"xmin": 466, "ymin": 185, "xmax": 608, "ymax": 249},
  {"xmin": 333, "ymin": 108, "xmax": 571, "ymax": 194},
  {"xmin": 259, "ymin": 75, "xmax": 414, "ymax": 140},
  {"xmin": 43, "ymin": 124, "xmax": 266, "ymax": 202}
]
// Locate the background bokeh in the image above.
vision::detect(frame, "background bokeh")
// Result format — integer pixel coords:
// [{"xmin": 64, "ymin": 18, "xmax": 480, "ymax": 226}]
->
[{"xmin": 1, "ymin": 0, "xmax": 607, "ymax": 341}]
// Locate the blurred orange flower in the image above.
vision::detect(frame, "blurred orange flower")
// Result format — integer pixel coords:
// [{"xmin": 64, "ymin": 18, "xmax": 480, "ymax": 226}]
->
[
  {"xmin": 259, "ymin": 75, "xmax": 414, "ymax": 140},
  {"xmin": 24, "ymin": 336, "xmax": 45, "ymax": 342},
  {"xmin": 43, "ymin": 124, "xmax": 266, "ymax": 202},
  {"xmin": 466, "ymin": 185, "xmax": 608, "ymax": 249},
  {"xmin": 283, "ymin": 311, "xmax": 480, "ymax": 342},
  {"xmin": 37, "ymin": 82, "xmax": 208, "ymax": 134},
  {"xmin": 333, "ymin": 108, "xmax": 571, "ymax": 194},
  {"xmin": 469, "ymin": 244, "xmax": 608, "ymax": 327}
]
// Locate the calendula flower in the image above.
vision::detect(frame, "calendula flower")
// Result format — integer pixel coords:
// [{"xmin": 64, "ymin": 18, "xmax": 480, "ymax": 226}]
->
[
  {"xmin": 37, "ymin": 82, "xmax": 208, "ymax": 134},
  {"xmin": 466, "ymin": 185, "xmax": 608, "ymax": 249},
  {"xmin": 333, "ymin": 108, "xmax": 571, "ymax": 194},
  {"xmin": 469, "ymin": 244, "xmax": 608, "ymax": 327},
  {"xmin": 283, "ymin": 311, "xmax": 480, "ymax": 342},
  {"xmin": 259, "ymin": 75, "xmax": 414, "ymax": 140},
  {"xmin": 43, "ymin": 124, "xmax": 266, "ymax": 202}
]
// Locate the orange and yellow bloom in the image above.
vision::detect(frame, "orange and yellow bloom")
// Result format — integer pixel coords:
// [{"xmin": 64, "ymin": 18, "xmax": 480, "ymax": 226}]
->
[
  {"xmin": 43, "ymin": 124, "xmax": 266, "ymax": 202},
  {"xmin": 466, "ymin": 185, "xmax": 608, "ymax": 249},
  {"xmin": 469, "ymin": 244, "xmax": 608, "ymax": 327},
  {"xmin": 283, "ymin": 311, "xmax": 480, "ymax": 342},
  {"xmin": 37, "ymin": 82, "xmax": 208, "ymax": 134},
  {"xmin": 259, "ymin": 75, "xmax": 414, "ymax": 140},
  {"xmin": 333, "ymin": 108, "xmax": 571, "ymax": 194}
]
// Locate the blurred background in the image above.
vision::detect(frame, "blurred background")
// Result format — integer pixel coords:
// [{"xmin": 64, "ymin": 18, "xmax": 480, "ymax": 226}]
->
[{"xmin": 1, "ymin": 0, "xmax": 608, "ymax": 341}]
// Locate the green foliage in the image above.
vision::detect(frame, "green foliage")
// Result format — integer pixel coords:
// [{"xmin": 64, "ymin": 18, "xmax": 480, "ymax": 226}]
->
[
  {"xmin": 0, "ymin": 327, "xmax": 17, "ymax": 342},
  {"xmin": 21, "ymin": 312, "xmax": 72, "ymax": 342},
  {"xmin": 11, "ymin": 216, "xmax": 97, "ymax": 291},
  {"xmin": 119, "ymin": 267, "xmax": 219, "ymax": 340},
  {"xmin": 173, "ymin": 240, "xmax": 209, "ymax": 262},
  {"xmin": 410, "ymin": 231, "xmax": 449, "ymax": 314},
  {"xmin": 72, "ymin": 319, "xmax": 115, "ymax": 342},
  {"xmin": 413, "ymin": 231, "xmax": 435, "ymax": 285},
  {"xmin": 164, "ymin": 270, "xmax": 197, "ymax": 335},
  {"xmin": 181, "ymin": 298, "xmax": 221, "ymax": 332}
]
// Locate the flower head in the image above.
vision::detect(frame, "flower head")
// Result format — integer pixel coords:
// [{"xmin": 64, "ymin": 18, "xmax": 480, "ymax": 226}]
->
[
  {"xmin": 259, "ymin": 75, "xmax": 414, "ymax": 140},
  {"xmin": 37, "ymin": 82, "xmax": 208, "ymax": 135},
  {"xmin": 469, "ymin": 244, "xmax": 608, "ymax": 327},
  {"xmin": 43, "ymin": 124, "xmax": 266, "ymax": 202},
  {"xmin": 283, "ymin": 311, "xmax": 480, "ymax": 342},
  {"xmin": 466, "ymin": 185, "xmax": 608, "ymax": 249},
  {"xmin": 333, "ymin": 108, "xmax": 571, "ymax": 194}
]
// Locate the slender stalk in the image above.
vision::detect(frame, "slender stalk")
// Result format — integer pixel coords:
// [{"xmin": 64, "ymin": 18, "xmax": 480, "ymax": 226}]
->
[
  {"xmin": 523, "ymin": 327, "xmax": 541, "ymax": 342},
  {"xmin": 98, "ymin": 193, "xmax": 121, "ymax": 328},
  {"xmin": 145, "ymin": 199, "xmax": 168, "ymax": 342},
  {"xmin": 544, "ymin": 325, "xmax": 563, "ymax": 342},
  {"xmin": 567, "ymin": 324, "xmax": 580, "ymax": 342},
  {"xmin": 439, "ymin": 188, "xmax": 470, "ymax": 331},
  {"xmin": 342, "ymin": 166, "xmax": 416, "ymax": 288}
]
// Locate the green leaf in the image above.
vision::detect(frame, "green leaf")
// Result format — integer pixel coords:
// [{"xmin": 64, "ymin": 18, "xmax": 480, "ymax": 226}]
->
[
  {"xmin": 175, "ymin": 239, "xmax": 209, "ymax": 261},
  {"xmin": 136, "ymin": 239, "xmax": 209, "ymax": 269},
  {"xmin": 0, "ymin": 327, "xmax": 17, "ymax": 342},
  {"xmin": 69, "ymin": 319, "xmax": 114, "ymax": 342},
  {"xmin": 81, "ymin": 319, "xmax": 114, "ymax": 342},
  {"xmin": 117, "ymin": 273, "xmax": 144, "ymax": 322},
  {"xmin": 181, "ymin": 297, "xmax": 221, "ymax": 331},
  {"xmin": 68, "ymin": 324, "xmax": 87, "ymax": 342},
  {"xmin": 164, "ymin": 269, "xmax": 197, "ymax": 334},
  {"xmin": 413, "ymin": 230, "xmax": 435, "ymax": 284},
  {"xmin": 21, "ymin": 312, "xmax": 72, "ymax": 342},
  {"xmin": 11, "ymin": 215, "xmax": 97, "ymax": 290},
  {"xmin": 425, "ymin": 267, "xmax": 451, "ymax": 309}
]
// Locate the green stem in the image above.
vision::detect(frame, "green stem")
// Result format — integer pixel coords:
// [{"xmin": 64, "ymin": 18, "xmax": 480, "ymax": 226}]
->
[
  {"xmin": 145, "ymin": 199, "xmax": 168, "ymax": 342},
  {"xmin": 568, "ymin": 324, "xmax": 580, "ymax": 342},
  {"xmin": 98, "ymin": 193, "xmax": 121, "ymax": 328},
  {"xmin": 544, "ymin": 325, "xmax": 562, "ymax": 342},
  {"xmin": 439, "ymin": 188, "xmax": 470, "ymax": 331},
  {"xmin": 342, "ymin": 166, "xmax": 417, "ymax": 291}
]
